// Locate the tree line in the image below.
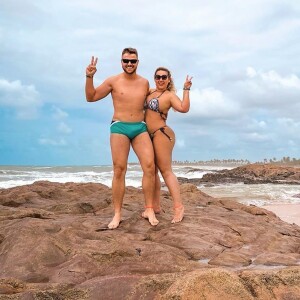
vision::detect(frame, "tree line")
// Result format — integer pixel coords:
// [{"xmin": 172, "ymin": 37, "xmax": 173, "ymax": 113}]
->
[{"xmin": 172, "ymin": 157, "xmax": 300, "ymax": 165}]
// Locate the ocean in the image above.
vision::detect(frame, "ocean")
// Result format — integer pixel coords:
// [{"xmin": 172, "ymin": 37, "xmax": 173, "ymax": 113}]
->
[{"xmin": 0, "ymin": 164, "xmax": 299, "ymax": 207}]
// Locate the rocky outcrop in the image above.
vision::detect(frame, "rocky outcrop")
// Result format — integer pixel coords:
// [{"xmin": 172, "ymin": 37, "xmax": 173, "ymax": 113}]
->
[
  {"xmin": 0, "ymin": 181, "xmax": 299, "ymax": 299},
  {"xmin": 178, "ymin": 163, "xmax": 300, "ymax": 185}
]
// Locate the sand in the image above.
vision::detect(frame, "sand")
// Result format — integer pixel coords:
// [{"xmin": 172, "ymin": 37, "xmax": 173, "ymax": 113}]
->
[{"xmin": 263, "ymin": 204, "xmax": 300, "ymax": 226}]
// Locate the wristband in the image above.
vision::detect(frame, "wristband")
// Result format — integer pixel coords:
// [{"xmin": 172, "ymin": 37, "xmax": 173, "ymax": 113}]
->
[
  {"xmin": 183, "ymin": 87, "xmax": 190, "ymax": 90},
  {"xmin": 86, "ymin": 74, "xmax": 93, "ymax": 78}
]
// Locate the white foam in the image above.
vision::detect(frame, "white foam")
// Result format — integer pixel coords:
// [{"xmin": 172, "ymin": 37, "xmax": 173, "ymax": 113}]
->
[{"xmin": 1, "ymin": 165, "xmax": 299, "ymax": 208}]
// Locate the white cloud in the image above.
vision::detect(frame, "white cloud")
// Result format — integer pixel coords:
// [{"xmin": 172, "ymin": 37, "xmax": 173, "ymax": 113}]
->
[
  {"xmin": 1, "ymin": 0, "xmax": 300, "ymax": 164},
  {"xmin": 0, "ymin": 79, "xmax": 42, "ymax": 119},
  {"xmin": 57, "ymin": 122, "xmax": 72, "ymax": 134},
  {"xmin": 246, "ymin": 119, "xmax": 267, "ymax": 130},
  {"xmin": 243, "ymin": 132, "xmax": 271, "ymax": 142},
  {"xmin": 247, "ymin": 67, "xmax": 300, "ymax": 89},
  {"xmin": 38, "ymin": 137, "xmax": 67, "ymax": 146},
  {"xmin": 52, "ymin": 106, "xmax": 69, "ymax": 119},
  {"xmin": 187, "ymin": 88, "xmax": 240, "ymax": 119},
  {"xmin": 231, "ymin": 68, "xmax": 300, "ymax": 120}
]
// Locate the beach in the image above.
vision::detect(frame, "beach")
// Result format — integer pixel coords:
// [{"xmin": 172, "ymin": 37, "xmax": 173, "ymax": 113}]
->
[{"xmin": 263, "ymin": 203, "xmax": 300, "ymax": 226}]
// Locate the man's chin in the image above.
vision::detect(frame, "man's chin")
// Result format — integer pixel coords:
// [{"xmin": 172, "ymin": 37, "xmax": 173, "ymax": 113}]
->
[{"xmin": 123, "ymin": 68, "xmax": 136, "ymax": 74}]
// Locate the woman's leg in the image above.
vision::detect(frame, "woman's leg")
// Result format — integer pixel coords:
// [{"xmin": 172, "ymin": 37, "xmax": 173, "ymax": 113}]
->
[
  {"xmin": 153, "ymin": 166, "xmax": 162, "ymax": 213},
  {"xmin": 153, "ymin": 127, "xmax": 184, "ymax": 223}
]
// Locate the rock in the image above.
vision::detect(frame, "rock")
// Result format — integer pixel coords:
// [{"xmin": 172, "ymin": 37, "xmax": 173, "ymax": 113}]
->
[
  {"xmin": 177, "ymin": 163, "xmax": 300, "ymax": 185},
  {"xmin": 201, "ymin": 163, "xmax": 300, "ymax": 185},
  {"xmin": 0, "ymin": 181, "xmax": 300, "ymax": 299}
]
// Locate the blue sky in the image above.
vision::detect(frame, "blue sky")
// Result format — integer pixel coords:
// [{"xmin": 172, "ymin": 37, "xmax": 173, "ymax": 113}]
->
[{"xmin": 1, "ymin": 0, "xmax": 300, "ymax": 166}]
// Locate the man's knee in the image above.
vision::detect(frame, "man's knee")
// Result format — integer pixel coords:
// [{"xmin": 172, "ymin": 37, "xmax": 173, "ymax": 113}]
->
[{"xmin": 113, "ymin": 164, "xmax": 127, "ymax": 179}]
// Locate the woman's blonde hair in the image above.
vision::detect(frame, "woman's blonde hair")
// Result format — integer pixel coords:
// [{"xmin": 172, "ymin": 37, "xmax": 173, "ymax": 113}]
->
[{"xmin": 155, "ymin": 67, "xmax": 176, "ymax": 93}]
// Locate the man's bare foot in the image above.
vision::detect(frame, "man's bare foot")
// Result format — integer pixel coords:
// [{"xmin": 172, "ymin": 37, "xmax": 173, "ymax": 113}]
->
[
  {"xmin": 108, "ymin": 213, "xmax": 121, "ymax": 229},
  {"xmin": 171, "ymin": 205, "xmax": 184, "ymax": 223},
  {"xmin": 142, "ymin": 207, "xmax": 159, "ymax": 226}
]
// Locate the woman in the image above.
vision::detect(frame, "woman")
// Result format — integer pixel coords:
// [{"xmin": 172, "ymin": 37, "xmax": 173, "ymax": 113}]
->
[{"xmin": 144, "ymin": 67, "xmax": 192, "ymax": 223}]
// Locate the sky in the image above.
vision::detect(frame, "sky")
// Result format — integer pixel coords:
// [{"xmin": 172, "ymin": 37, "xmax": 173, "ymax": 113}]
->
[{"xmin": 0, "ymin": 0, "xmax": 300, "ymax": 166}]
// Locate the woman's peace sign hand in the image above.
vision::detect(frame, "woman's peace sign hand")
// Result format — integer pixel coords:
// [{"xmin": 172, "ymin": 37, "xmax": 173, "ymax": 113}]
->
[{"xmin": 184, "ymin": 75, "xmax": 193, "ymax": 90}]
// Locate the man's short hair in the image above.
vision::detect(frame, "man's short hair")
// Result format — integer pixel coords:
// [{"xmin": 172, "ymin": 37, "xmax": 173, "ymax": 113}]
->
[{"xmin": 122, "ymin": 47, "xmax": 138, "ymax": 57}]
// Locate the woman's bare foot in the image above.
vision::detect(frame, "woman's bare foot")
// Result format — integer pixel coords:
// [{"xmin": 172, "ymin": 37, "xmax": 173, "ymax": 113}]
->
[
  {"xmin": 171, "ymin": 205, "xmax": 184, "ymax": 223},
  {"xmin": 108, "ymin": 213, "xmax": 121, "ymax": 229},
  {"xmin": 142, "ymin": 207, "xmax": 159, "ymax": 226}
]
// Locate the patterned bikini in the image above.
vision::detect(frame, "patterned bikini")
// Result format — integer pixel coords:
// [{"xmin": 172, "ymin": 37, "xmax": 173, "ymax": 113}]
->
[{"xmin": 144, "ymin": 90, "xmax": 172, "ymax": 141}]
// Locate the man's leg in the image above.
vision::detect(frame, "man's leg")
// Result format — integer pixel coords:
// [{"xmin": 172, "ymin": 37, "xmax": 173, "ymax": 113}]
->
[
  {"xmin": 132, "ymin": 132, "xmax": 159, "ymax": 226},
  {"xmin": 108, "ymin": 134, "xmax": 131, "ymax": 229}
]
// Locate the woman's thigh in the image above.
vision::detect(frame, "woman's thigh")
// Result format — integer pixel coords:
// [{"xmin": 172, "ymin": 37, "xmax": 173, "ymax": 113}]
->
[{"xmin": 153, "ymin": 127, "xmax": 175, "ymax": 172}]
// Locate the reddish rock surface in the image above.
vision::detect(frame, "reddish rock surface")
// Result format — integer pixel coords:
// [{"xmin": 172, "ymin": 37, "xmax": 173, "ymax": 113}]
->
[
  {"xmin": 179, "ymin": 163, "xmax": 300, "ymax": 185},
  {"xmin": 0, "ymin": 180, "xmax": 300, "ymax": 299}
]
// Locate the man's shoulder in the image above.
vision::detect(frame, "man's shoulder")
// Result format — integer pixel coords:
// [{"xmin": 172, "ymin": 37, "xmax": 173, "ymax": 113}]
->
[
  {"xmin": 136, "ymin": 74, "xmax": 149, "ymax": 84},
  {"xmin": 107, "ymin": 73, "xmax": 121, "ymax": 81}
]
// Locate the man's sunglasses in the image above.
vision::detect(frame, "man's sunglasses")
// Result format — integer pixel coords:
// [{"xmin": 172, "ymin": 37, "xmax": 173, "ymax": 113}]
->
[
  {"xmin": 122, "ymin": 59, "xmax": 138, "ymax": 64},
  {"xmin": 155, "ymin": 75, "xmax": 168, "ymax": 80}
]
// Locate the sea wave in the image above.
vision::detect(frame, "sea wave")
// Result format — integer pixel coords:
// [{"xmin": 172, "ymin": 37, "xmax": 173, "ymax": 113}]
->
[{"xmin": 1, "ymin": 165, "xmax": 299, "ymax": 207}]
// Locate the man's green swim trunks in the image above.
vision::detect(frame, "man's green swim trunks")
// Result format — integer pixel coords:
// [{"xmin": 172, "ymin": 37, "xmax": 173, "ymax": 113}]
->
[{"xmin": 110, "ymin": 120, "xmax": 147, "ymax": 140}]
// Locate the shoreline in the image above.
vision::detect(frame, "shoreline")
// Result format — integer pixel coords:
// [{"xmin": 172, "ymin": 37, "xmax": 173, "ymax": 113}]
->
[{"xmin": 263, "ymin": 203, "xmax": 300, "ymax": 226}]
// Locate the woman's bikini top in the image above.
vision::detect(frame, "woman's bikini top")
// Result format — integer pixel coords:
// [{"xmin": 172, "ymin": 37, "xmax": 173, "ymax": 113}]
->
[{"xmin": 144, "ymin": 90, "xmax": 168, "ymax": 120}]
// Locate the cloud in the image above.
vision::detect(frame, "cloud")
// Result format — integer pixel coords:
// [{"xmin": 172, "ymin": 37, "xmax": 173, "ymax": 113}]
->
[
  {"xmin": 0, "ymin": 79, "xmax": 42, "ymax": 119},
  {"xmin": 186, "ymin": 88, "xmax": 240, "ymax": 119},
  {"xmin": 243, "ymin": 132, "xmax": 271, "ymax": 142},
  {"xmin": 1, "ymin": 0, "xmax": 300, "ymax": 164},
  {"xmin": 57, "ymin": 122, "xmax": 72, "ymax": 134},
  {"xmin": 38, "ymin": 137, "xmax": 67, "ymax": 146},
  {"xmin": 52, "ymin": 106, "xmax": 69, "ymax": 119},
  {"xmin": 246, "ymin": 67, "xmax": 300, "ymax": 88},
  {"xmin": 226, "ymin": 67, "xmax": 300, "ymax": 120}
]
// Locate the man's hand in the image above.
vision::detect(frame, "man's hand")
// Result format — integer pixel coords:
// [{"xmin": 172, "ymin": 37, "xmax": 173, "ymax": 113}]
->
[{"xmin": 86, "ymin": 56, "xmax": 98, "ymax": 77}]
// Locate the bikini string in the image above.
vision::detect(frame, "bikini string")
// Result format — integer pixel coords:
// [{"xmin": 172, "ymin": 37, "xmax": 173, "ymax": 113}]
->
[{"xmin": 150, "ymin": 127, "xmax": 172, "ymax": 141}]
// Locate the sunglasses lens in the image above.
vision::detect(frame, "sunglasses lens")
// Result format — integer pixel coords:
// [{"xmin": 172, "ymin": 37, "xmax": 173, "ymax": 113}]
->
[
  {"xmin": 155, "ymin": 75, "xmax": 168, "ymax": 80},
  {"xmin": 122, "ymin": 59, "xmax": 137, "ymax": 64}
]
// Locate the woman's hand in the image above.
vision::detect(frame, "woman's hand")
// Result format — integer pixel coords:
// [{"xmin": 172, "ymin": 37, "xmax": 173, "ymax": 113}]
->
[
  {"xmin": 86, "ymin": 56, "xmax": 98, "ymax": 77},
  {"xmin": 183, "ymin": 75, "xmax": 193, "ymax": 90}
]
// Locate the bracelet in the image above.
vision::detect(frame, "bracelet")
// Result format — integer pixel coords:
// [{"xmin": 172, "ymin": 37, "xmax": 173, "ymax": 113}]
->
[
  {"xmin": 86, "ymin": 74, "xmax": 93, "ymax": 78},
  {"xmin": 183, "ymin": 87, "xmax": 190, "ymax": 90}
]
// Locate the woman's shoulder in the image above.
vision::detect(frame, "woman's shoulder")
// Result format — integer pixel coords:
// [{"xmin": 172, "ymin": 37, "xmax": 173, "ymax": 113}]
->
[{"xmin": 164, "ymin": 89, "xmax": 176, "ymax": 99}]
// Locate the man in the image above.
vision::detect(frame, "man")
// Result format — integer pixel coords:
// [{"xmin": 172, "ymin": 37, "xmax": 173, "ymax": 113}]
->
[{"xmin": 85, "ymin": 47, "xmax": 158, "ymax": 229}]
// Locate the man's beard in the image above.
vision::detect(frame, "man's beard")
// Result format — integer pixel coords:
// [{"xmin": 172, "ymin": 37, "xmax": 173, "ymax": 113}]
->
[{"xmin": 122, "ymin": 65, "xmax": 137, "ymax": 74}]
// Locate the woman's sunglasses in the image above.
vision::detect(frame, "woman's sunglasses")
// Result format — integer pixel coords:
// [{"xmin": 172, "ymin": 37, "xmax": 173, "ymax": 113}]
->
[
  {"xmin": 122, "ymin": 59, "xmax": 138, "ymax": 64},
  {"xmin": 155, "ymin": 75, "xmax": 168, "ymax": 80}
]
